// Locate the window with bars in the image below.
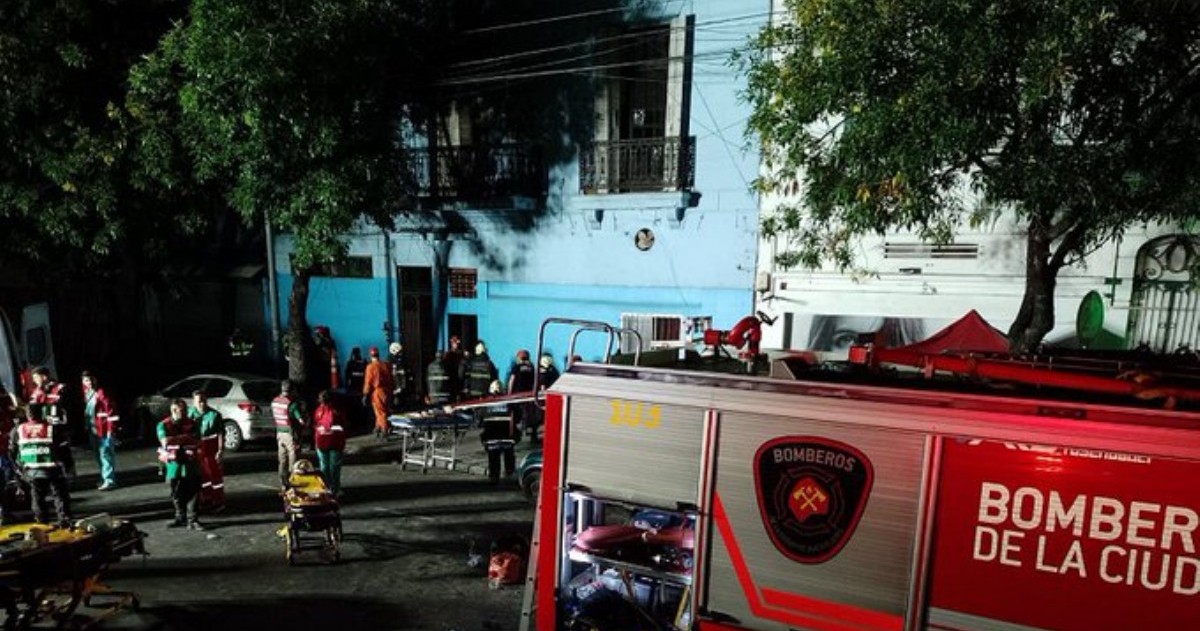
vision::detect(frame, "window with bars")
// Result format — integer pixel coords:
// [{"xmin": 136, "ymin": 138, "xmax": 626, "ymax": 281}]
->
[
  {"xmin": 449, "ymin": 268, "xmax": 478, "ymax": 298},
  {"xmin": 619, "ymin": 313, "xmax": 711, "ymax": 352}
]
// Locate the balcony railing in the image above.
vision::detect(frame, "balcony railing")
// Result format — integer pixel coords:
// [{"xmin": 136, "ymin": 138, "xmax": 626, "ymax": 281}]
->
[
  {"xmin": 406, "ymin": 143, "xmax": 545, "ymax": 204},
  {"xmin": 579, "ymin": 136, "xmax": 695, "ymax": 194}
]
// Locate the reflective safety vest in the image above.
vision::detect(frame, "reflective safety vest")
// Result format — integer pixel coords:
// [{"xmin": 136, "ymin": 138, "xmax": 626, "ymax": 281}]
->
[
  {"xmin": 16, "ymin": 422, "xmax": 56, "ymax": 469},
  {"xmin": 272, "ymin": 395, "xmax": 301, "ymax": 435},
  {"xmin": 466, "ymin": 355, "xmax": 496, "ymax": 398},
  {"xmin": 480, "ymin": 405, "xmax": 517, "ymax": 448},
  {"xmin": 32, "ymin": 382, "xmax": 65, "ymax": 424},
  {"xmin": 427, "ymin": 361, "xmax": 449, "ymax": 404}
]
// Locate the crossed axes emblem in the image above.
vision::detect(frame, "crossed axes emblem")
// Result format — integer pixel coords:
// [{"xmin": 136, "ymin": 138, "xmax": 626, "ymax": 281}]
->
[{"xmin": 791, "ymin": 480, "xmax": 828, "ymax": 512}]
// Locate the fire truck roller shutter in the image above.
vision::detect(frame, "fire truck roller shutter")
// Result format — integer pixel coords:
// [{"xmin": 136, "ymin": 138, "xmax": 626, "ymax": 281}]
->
[
  {"xmin": 707, "ymin": 412, "xmax": 927, "ymax": 630},
  {"xmin": 564, "ymin": 396, "xmax": 707, "ymax": 509}
]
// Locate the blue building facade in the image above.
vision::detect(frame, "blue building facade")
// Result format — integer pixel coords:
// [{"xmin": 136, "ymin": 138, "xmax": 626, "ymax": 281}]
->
[{"xmin": 271, "ymin": 1, "xmax": 766, "ymax": 395}]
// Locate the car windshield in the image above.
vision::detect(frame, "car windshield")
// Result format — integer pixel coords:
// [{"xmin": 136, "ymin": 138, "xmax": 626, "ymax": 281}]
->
[
  {"xmin": 241, "ymin": 380, "xmax": 280, "ymax": 403},
  {"xmin": 163, "ymin": 378, "xmax": 207, "ymax": 399}
]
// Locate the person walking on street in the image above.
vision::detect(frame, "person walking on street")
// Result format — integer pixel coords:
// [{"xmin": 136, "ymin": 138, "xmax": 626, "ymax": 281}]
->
[
  {"xmin": 388, "ymin": 342, "xmax": 409, "ymax": 411},
  {"xmin": 312, "ymin": 390, "xmax": 346, "ymax": 497},
  {"xmin": 344, "ymin": 347, "xmax": 367, "ymax": 426},
  {"xmin": 29, "ymin": 367, "xmax": 75, "ymax": 477},
  {"xmin": 158, "ymin": 399, "xmax": 203, "ymax": 530},
  {"xmin": 272, "ymin": 381, "xmax": 307, "ymax": 491},
  {"xmin": 362, "ymin": 346, "xmax": 394, "ymax": 439},
  {"xmin": 443, "ymin": 336, "xmax": 466, "ymax": 403},
  {"xmin": 479, "ymin": 381, "xmax": 519, "ymax": 485},
  {"xmin": 464, "ymin": 342, "xmax": 498, "ymax": 400},
  {"xmin": 0, "ymin": 387, "xmax": 20, "ymax": 524},
  {"xmin": 506, "ymin": 349, "xmax": 537, "ymax": 441},
  {"xmin": 426, "ymin": 352, "xmax": 451, "ymax": 406},
  {"xmin": 188, "ymin": 391, "xmax": 226, "ymax": 513},
  {"xmin": 538, "ymin": 354, "xmax": 560, "ymax": 391},
  {"xmin": 11, "ymin": 407, "xmax": 72, "ymax": 527},
  {"xmin": 81, "ymin": 371, "xmax": 119, "ymax": 490}
]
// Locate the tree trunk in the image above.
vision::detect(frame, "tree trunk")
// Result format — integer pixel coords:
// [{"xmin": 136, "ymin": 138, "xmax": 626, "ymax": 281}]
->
[
  {"xmin": 286, "ymin": 266, "xmax": 314, "ymax": 392},
  {"xmin": 1007, "ymin": 229, "xmax": 1059, "ymax": 353}
]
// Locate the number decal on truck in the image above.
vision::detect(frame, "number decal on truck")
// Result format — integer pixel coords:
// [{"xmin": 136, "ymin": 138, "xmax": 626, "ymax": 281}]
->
[{"xmin": 609, "ymin": 400, "xmax": 661, "ymax": 428}]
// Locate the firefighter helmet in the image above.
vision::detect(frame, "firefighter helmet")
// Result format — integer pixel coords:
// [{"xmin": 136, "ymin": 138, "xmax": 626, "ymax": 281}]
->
[
  {"xmin": 389, "ymin": 342, "xmax": 403, "ymax": 356},
  {"xmin": 292, "ymin": 459, "xmax": 316, "ymax": 475},
  {"xmin": 489, "ymin": 380, "xmax": 503, "ymax": 395}
]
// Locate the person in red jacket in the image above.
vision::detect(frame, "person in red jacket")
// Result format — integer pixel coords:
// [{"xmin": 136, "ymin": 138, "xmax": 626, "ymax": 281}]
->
[
  {"xmin": 312, "ymin": 390, "xmax": 346, "ymax": 497},
  {"xmin": 82, "ymin": 371, "xmax": 120, "ymax": 490}
]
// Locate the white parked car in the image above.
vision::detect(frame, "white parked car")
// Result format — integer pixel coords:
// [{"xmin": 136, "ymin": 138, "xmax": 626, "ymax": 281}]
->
[{"xmin": 132, "ymin": 373, "xmax": 281, "ymax": 451}]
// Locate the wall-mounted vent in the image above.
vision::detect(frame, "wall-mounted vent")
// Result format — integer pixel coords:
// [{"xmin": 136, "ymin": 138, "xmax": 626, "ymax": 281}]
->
[{"xmin": 884, "ymin": 243, "xmax": 979, "ymax": 259}]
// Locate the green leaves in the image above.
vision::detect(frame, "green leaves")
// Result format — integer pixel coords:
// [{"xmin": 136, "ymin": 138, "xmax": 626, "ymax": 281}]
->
[{"xmin": 741, "ymin": 0, "xmax": 1200, "ymax": 274}]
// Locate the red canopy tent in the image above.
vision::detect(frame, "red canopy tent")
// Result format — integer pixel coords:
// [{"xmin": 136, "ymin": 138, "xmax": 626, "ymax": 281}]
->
[{"xmin": 872, "ymin": 309, "xmax": 1009, "ymax": 364}]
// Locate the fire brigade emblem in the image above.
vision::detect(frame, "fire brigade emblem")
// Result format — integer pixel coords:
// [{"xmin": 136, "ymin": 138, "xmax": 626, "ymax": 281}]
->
[{"xmin": 754, "ymin": 436, "xmax": 874, "ymax": 564}]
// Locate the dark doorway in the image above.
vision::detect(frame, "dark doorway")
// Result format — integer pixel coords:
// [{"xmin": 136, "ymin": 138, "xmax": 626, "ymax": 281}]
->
[
  {"xmin": 399, "ymin": 266, "xmax": 434, "ymax": 401},
  {"xmin": 448, "ymin": 314, "xmax": 478, "ymax": 352}
]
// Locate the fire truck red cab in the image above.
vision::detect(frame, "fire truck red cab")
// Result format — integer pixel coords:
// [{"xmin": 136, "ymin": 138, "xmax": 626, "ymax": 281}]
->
[{"xmin": 519, "ymin": 345, "xmax": 1200, "ymax": 631}]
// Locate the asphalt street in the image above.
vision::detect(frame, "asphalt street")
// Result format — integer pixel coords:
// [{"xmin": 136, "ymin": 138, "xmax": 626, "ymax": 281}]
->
[{"xmin": 34, "ymin": 430, "xmax": 538, "ymax": 631}]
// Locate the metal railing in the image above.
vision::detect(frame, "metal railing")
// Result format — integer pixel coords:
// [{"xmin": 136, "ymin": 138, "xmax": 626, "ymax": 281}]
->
[
  {"xmin": 579, "ymin": 136, "xmax": 695, "ymax": 194},
  {"xmin": 406, "ymin": 143, "xmax": 545, "ymax": 202}
]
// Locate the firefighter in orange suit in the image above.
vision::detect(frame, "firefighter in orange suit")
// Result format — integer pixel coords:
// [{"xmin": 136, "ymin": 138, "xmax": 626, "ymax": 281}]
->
[{"xmin": 362, "ymin": 346, "xmax": 393, "ymax": 439}]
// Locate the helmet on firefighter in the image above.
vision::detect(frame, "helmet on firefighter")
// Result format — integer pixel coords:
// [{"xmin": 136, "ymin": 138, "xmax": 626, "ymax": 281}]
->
[
  {"xmin": 489, "ymin": 380, "xmax": 503, "ymax": 395},
  {"xmin": 369, "ymin": 346, "xmax": 380, "ymax": 358},
  {"xmin": 475, "ymin": 342, "xmax": 487, "ymax": 356},
  {"xmin": 389, "ymin": 342, "xmax": 403, "ymax": 357},
  {"xmin": 516, "ymin": 349, "xmax": 530, "ymax": 362},
  {"xmin": 293, "ymin": 459, "xmax": 316, "ymax": 475},
  {"xmin": 540, "ymin": 354, "xmax": 554, "ymax": 369}
]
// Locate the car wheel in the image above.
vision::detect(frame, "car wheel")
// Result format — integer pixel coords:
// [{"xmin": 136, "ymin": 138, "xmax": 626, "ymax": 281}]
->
[
  {"xmin": 521, "ymin": 470, "xmax": 541, "ymax": 503},
  {"xmin": 223, "ymin": 421, "xmax": 244, "ymax": 452}
]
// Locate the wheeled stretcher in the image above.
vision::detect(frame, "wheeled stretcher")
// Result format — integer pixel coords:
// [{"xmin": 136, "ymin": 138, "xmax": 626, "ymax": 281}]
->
[
  {"xmin": 388, "ymin": 409, "xmax": 475, "ymax": 473},
  {"xmin": 0, "ymin": 515, "xmax": 146, "ymax": 629},
  {"xmin": 280, "ymin": 463, "xmax": 342, "ymax": 565}
]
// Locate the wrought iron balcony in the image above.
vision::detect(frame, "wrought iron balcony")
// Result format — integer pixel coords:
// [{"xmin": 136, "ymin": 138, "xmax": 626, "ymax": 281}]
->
[
  {"xmin": 406, "ymin": 143, "xmax": 545, "ymax": 205},
  {"xmin": 579, "ymin": 136, "xmax": 695, "ymax": 194}
]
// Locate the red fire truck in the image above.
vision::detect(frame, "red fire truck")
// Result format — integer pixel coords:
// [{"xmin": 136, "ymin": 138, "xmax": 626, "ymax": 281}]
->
[{"xmin": 518, "ymin": 319, "xmax": 1200, "ymax": 631}]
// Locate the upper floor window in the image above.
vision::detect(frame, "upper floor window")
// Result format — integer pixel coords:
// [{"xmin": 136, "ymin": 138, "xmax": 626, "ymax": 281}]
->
[
  {"xmin": 581, "ymin": 16, "xmax": 695, "ymax": 194},
  {"xmin": 302, "ymin": 255, "xmax": 373, "ymax": 278}
]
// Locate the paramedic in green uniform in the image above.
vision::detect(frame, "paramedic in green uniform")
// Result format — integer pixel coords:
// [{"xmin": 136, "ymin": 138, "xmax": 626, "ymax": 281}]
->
[
  {"xmin": 189, "ymin": 391, "xmax": 227, "ymax": 512},
  {"xmin": 158, "ymin": 399, "xmax": 203, "ymax": 529}
]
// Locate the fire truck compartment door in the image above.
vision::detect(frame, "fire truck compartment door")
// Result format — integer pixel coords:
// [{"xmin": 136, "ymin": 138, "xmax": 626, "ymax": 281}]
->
[
  {"xmin": 564, "ymin": 396, "xmax": 706, "ymax": 507},
  {"xmin": 707, "ymin": 412, "xmax": 925, "ymax": 628}
]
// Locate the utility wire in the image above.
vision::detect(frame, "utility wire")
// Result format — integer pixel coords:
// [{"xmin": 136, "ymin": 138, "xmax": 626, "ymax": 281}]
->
[
  {"xmin": 447, "ymin": 10, "xmax": 775, "ymax": 72},
  {"xmin": 439, "ymin": 49, "xmax": 739, "ymax": 86}
]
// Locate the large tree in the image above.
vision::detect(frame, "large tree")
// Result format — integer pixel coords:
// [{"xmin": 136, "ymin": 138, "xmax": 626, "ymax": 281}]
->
[
  {"xmin": 127, "ymin": 0, "xmax": 429, "ymax": 389},
  {"xmin": 740, "ymin": 0, "xmax": 1200, "ymax": 351},
  {"xmin": 0, "ymin": 0, "xmax": 191, "ymax": 394}
]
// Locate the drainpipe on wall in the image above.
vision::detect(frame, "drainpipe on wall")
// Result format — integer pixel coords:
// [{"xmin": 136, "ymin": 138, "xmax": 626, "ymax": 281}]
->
[
  {"xmin": 431, "ymin": 237, "xmax": 451, "ymax": 351},
  {"xmin": 265, "ymin": 213, "xmax": 283, "ymax": 367},
  {"xmin": 383, "ymin": 229, "xmax": 396, "ymax": 342}
]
